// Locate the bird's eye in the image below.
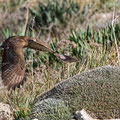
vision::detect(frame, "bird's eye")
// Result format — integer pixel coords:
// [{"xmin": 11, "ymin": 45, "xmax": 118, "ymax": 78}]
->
[
  {"xmin": 5, "ymin": 46, "xmax": 9, "ymax": 50},
  {"xmin": 28, "ymin": 39, "xmax": 34, "ymax": 43}
]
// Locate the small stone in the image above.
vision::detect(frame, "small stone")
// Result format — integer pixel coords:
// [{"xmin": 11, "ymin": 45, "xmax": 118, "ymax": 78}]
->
[
  {"xmin": 32, "ymin": 119, "xmax": 38, "ymax": 120},
  {"xmin": 0, "ymin": 102, "xmax": 14, "ymax": 120},
  {"xmin": 73, "ymin": 109, "xmax": 95, "ymax": 120}
]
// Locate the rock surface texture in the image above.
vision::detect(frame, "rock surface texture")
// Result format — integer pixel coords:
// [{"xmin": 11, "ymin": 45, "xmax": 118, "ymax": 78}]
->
[
  {"xmin": 0, "ymin": 102, "xmax": 14, "ymax": 120},
  {"xmin": 24, "ymin": 98, "xmax": 71, "ymax": 120},
  {"xmin": 28, "ymin": 65, "xmax": 120, "ymax": 120}
]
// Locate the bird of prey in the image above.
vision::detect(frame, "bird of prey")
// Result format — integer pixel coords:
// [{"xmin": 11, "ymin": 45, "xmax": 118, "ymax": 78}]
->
[{"xmin": 0, "ymin": 36, "xmax": 77, "ymax": 90}]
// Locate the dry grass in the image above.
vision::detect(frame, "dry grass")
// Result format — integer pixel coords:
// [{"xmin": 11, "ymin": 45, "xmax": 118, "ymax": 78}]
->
[
  {"xmin": 0, "ymin": 0, "xmax": 120, "ymax": 119},
  {"xmin": 0, "ymin": 39, "xmax": 118, "ymax": 119}
]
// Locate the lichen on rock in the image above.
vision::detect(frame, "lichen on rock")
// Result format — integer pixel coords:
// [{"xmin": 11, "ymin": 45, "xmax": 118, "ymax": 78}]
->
[{"xmin": 26, "ymin": 98, "xmax": 71, "ymax": 120}]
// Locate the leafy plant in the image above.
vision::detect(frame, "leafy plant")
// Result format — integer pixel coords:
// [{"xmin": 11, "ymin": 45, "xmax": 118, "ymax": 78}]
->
[
  {"xmin": 1, "ymin": 26, "xmax": 34, "ymax": 39},
  {"xmin": 0, "ymin": 0, "xmax": 27, "ymax": 12},
  {"xmin": 29, "ymin": 0, "xmax": 79, "ymax": 28},
  {"xmin": 69, "ymin": 23, "xmax": 120, "ymax": 64},
  {"xmin": 69, "ymin": 30, "xmax": 88, "ymax": 63}
]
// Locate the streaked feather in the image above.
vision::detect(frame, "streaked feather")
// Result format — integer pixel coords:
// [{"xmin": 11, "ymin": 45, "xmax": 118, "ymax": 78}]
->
[{"xmin": 1, "ymin": 36, "xmax": 77, "ymax": 90}]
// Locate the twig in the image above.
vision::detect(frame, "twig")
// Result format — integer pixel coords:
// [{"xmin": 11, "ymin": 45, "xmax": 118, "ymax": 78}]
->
[
  {"xmin": 112, "ymin": 0, "xmax": 120, "ymax": 65},
  {"xmin": 23, "ymin": 0, "xmax": 30, "ymax": 36},
  {"xmin": 30, "ymin": 15, "xmax": 35, "ymax": 82}
]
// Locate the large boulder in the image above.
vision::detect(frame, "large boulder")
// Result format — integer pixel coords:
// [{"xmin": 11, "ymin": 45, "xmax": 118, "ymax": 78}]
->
[{"xmin": 31, "ymin": 65, "xmax": 120, "ymax": 119}]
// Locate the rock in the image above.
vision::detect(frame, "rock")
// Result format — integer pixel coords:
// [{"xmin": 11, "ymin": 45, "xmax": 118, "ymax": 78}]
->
[
  {"xmin": 34, "ymin": 65, "xmax": 120, "ymax": 119},
  {"xmin": 26, "ymin": 98, "xmax": 71, "ymax": 120},
  {"xmin": 73, "ymin": 109, "xmax": 95, "ymax": 120},
  {"xmin": 72, "ymin": 109, "xmax": 120, "ymax": 120},
  {"xmin": 0, "ymin": 102, "xmax": 14, "ymax": 120}
]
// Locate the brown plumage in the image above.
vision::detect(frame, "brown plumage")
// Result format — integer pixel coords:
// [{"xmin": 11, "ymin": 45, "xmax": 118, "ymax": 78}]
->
[{"xmin": 0, "ymin": 36, "xmax": 77, "ymax": 90}]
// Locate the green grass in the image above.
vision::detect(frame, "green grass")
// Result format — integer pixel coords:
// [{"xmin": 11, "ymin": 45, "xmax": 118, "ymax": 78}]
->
[
  {"xmin": 0, "ymin": 23, "xmax": 119, "ymax": 119},
  {"xmin": 0, "ymin": 0, "xmax": 120, "ymax": 119}
]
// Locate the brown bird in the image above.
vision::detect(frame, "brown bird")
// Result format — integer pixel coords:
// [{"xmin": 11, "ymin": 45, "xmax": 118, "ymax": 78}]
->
[{"xmin": 0, "ymin": 36, "xmax": 77, "ymax": 90}]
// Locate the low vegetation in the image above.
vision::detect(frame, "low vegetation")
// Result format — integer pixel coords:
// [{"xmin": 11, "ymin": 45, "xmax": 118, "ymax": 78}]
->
[{"xmin": 0, "ymin": 0, "xmax": 119, "ymax": 119}]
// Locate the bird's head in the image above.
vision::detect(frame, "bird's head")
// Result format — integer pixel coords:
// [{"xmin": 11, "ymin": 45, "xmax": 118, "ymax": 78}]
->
[{"xmin": 0, "ymin": 36, "xmax": 51, "ymax": 52}]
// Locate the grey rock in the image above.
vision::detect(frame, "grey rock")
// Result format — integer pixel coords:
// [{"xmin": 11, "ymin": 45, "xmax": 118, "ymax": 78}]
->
[
  {"xmin": 73, "ymin": 111, "xmax": 83, "ymax": 120},
  {"xmin": 0, "ymin": 102, "xmax": 14, "ymax": 120},
  {"xmin": 73, "ymin": 109, "xmax": 95, "ymax": 120},
  {"xmin": 34, "ymin": 65, "xmax": 120, "ymax": 119}
]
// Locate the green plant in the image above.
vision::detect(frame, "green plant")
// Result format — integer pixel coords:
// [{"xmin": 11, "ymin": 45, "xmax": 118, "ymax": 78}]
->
[
  {"xmin": 0, "ymin": 0, "xmax": 120, "ymax": 119},
  {"xmin": 1, "ymin": 28, "xmax": 14, "ymax": 39},
  {"xmin": 69, "ymin": 30, "xmax": 88, "ymax": 63},
  {"xmin": 69, "ymin": 23, "xmax": 120, "ymax": 66},
  {"xmin": 1, "ymin": 26, "xmax": 35, "ymax": 39},
  {"xmin": 0, "ymin": 0, "xmax": 27, "ymax": 13},
  {"xmin": 29, "ymin": 0, "xmax": 79, "ymax": 28}
]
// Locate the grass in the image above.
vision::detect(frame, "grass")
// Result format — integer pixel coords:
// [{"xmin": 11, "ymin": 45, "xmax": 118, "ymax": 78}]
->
[
  {"xmin": 0, "ymin": 24, "xmax": 119, "ymax": 119},
  {"xmin": 0, "ymin": 0, "xmax": 120, "ymax": 119}
]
